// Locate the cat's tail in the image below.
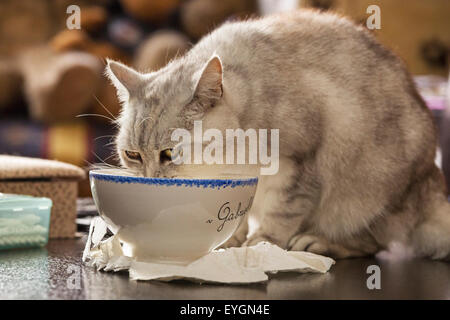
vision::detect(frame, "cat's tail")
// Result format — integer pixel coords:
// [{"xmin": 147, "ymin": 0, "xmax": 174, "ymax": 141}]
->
[{"xmin": 411, "ymin": 166, "xmax": 450, "ymax": 260}]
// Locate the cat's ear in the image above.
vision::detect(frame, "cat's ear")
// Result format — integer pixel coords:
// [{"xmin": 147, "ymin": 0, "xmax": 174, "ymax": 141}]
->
[
  {"xmin": 193, "ymin": 55, "xmax": 223, "ymax": 107},
  {"xmin": 105, "ymin": 59, "xmax": 143, "ymax": 103}
]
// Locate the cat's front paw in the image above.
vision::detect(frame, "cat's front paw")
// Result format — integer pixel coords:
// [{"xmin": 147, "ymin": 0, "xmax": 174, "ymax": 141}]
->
[
  {"xmin": 288, "ymin": 234, "xmax": 330, "ymax": 255},
  {"xmin": 287, "ymin": 234, "xmax": 367, "ymax": 258}
]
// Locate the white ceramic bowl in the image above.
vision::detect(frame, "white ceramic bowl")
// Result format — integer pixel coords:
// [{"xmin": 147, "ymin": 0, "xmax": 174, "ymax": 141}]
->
[{"xmin": 89, "ymin": 169, "xmax": 258, "ymax": 263}]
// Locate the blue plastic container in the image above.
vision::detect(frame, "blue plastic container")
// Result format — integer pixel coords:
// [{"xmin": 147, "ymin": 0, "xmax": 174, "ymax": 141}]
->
[{"xmin": 0, "ymin": 193, "xmax": 52, "ymax": 250}]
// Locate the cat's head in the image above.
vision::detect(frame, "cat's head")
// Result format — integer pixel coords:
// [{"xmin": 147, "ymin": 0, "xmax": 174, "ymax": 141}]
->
[{"xmin": 106, "ymin": 55, "xmax": 239, "ymax": 177}]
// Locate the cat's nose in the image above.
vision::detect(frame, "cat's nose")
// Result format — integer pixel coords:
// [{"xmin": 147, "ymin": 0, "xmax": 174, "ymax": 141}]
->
[{"xmin": 153, "ymin": 170, "xmax": 163, "ymax": 178}]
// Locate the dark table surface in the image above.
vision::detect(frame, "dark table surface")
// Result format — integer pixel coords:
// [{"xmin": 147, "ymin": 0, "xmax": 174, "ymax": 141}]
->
[{"xmin": 1, "ymin": 236, "xmax": 450, "ymax": 300}]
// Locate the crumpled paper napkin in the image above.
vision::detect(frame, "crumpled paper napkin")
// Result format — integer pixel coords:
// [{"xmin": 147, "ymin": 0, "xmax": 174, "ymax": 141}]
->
[{"xmin": 82, "ymin": 217, "xmax": 335, "ymax": 284}]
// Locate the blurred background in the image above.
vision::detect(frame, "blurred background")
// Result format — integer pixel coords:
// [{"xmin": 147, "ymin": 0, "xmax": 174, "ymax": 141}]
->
[{"xmin": 0, "ymin": 0, "xmax": 449, "ymax": 197}]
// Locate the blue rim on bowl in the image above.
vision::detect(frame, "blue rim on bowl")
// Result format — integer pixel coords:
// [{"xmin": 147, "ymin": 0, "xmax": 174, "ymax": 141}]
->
[{"xmin": 89, "ymin": 170, "xmax": 258, "ymax": 189}]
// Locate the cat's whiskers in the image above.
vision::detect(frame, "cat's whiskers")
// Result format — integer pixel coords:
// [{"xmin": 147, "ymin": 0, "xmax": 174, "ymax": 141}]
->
[
  {"xmin": 94, "ymin": 135, "xmax": 115, "ymax": 141},
  {"xmin": 89, "ymin": 150, "xmax": 119, "ymax": 169},
  {"xmin": 76, "ymin": 113, "xmax": 116, "ymax": 123},
  {"xmin": 102, "ymin": 153, "xmax": 118, "ymax": 163},
  {"xmin": 83, "ymin": 159, "xmax": 119, "ymax": 171},
  {"xmin": 104, "ymin": 141, "xmax": 117, "ymax": 147},
  {"xmin": 93, "ymin": 95, "xmax": 117, "ymax": 121}
]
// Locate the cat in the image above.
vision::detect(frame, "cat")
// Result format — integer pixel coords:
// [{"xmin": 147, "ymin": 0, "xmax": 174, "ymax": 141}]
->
[{"xmin": 106, "ymin": 10, "xmax": 450, "ymax": 260}]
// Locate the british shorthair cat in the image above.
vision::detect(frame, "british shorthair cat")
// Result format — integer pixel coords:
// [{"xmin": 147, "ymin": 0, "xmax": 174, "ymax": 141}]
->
[{"xmin": 105, "ymin": 11, "xmax": 450, "ymax": 260}]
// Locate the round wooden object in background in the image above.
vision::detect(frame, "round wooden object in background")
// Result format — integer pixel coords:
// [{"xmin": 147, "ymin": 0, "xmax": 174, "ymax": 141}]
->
[
  {"xmin": 20, "ymin": 48, "xmax": 102, "ymax": 123},
  {"xmin": 80, "ymin": 5, "xmax": 108, "ymax": 33},
  {"xmin": 50, "ymin": 29, "xmax": 91, "ymax": 53},
  {"xmin": 180, "ymin": 0, "xmax": 258, "ymax": 40},
  {"xmin": 134, "ymin": 30, "xmax": 190, "ymax": 72},
  {"xmin": 119, "ymin": 0, "xmax": 180, "ymax": 24}
]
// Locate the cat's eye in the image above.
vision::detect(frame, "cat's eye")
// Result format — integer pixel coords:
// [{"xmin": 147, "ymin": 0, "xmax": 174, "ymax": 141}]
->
[
  {"xmin": 124, "ymin": 150, "xmax": 142, "ymax": 163},
  {"xmin": 160, "ymin": 148, "xmax": 173, "ymax": 164}
]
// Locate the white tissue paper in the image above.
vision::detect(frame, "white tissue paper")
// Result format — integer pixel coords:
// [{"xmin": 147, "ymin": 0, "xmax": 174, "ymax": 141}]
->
[{"xmin": 82, "ymin": 217, "xmax": 335, "ymax": 284}]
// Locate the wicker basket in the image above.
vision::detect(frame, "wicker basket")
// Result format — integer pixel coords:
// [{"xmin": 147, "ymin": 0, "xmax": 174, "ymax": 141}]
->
[{"xmin": 0, "ymin": 155, "xmax": 85, "ymax": 238}]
